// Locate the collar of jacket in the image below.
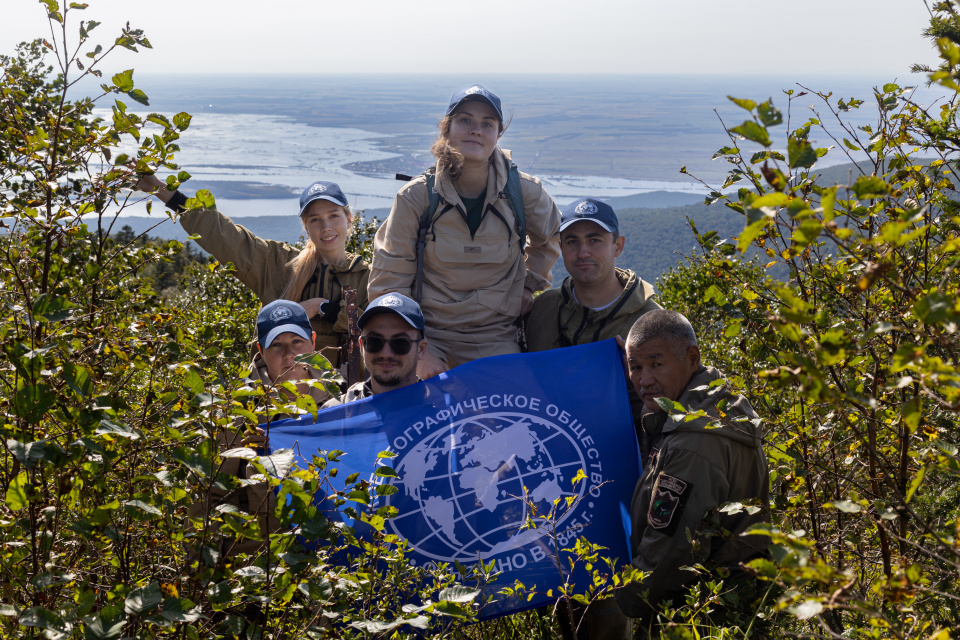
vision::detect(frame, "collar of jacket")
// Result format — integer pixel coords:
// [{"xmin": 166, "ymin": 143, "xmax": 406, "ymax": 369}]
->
[
  {"xmin": 434, "ymin": 147, "xmax": 513, "ymax": 208},
  {"xmin": 641, "ymin": 365, "xmax": 763, "ymax": 447},
  {"xmin": 327, "ymin": 252, "xmax": 366, "ymax": 274},
  {"xmin": 560, "ymin": 268, "xmax": 655, "ymax": 319}
]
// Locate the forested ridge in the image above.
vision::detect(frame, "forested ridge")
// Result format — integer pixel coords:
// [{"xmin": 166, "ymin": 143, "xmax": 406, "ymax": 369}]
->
[{"xmin": 3, "ymin": 1, "xmax": 960, "ymax": 639}]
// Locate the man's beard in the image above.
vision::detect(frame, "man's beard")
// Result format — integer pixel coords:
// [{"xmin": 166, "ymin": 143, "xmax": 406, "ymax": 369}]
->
[{"xmin": 371, "ymin": 358, "xmax": 409, "ymax": 388}]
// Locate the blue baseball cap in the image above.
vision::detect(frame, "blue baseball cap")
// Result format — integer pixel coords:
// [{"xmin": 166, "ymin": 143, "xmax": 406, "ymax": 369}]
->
[
  {"xmin": 358, "ymin": 293, "xmax": 425, "ymax": 335},
  {"xmin": 559, "ymin": 198, "xmax": 620, "ymax": 234},
  {"xmin": 257, "ymin": 300, "xmax": 313, "ymax": 350},
  {"xmin": 446, "ymin": 85, "xmax": 503, "ymax": 122},
  {"xmin": 298, "ymin": 180, "xmax": 349, "ymax": 217}
]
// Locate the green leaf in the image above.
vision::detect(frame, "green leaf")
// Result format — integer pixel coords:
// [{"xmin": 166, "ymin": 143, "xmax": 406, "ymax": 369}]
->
[
  {"xmin": 63, "ymin": 362, "xmax": 93, "ymax": 398},
  {"xmin": 374, "ymin": 466, "xmax": 398, "ymax": 479},
  {"xmin": 183, "ymin": 369, "xmax": 203, "ymax": 395},
  {"xmin": 792, "ymin": 219, "xmax": 823, "ymax": 248},
  {"xmin": 906, "ymin": 466, "xmax": 926, "ymax": 503},
  {"xmin": 757, "ymin": 99, "xmax": 783, "ymax": 127},
  {"xmin": 913, "ymin": 292, "xmax": 956, "ymax": 325},
  {"xmin": 788, "ymin": 136, "xmax": 817, "ymax": 169},
  {"xmin": 6, "ymin": 472, "xmax": 28, "ymax": 510},
  {"xmin": 123, "ymin": 500, "xmax": 162, "ymax": 519},
  {"xmin": 32, "ymin": 293, "xmax": 78, "ymax": 323},
  {"xmin": 852, "ymin": 175, "xmax": 889, "ymax": 199},
  {"xmin": 825, "ymin": 500, "xmax": 861, "ymax": 513},
  {"xmin": 19, "ymin": 607, "xmax": 72, "ymax": 636},
  {"xmin": 737, "ymin": 218, "xmax": 770, "ymax": 252},
  {"xmin": 294, "ymin": 352, "xmax": 334, "ymax": 371},
  {"xmin": 111, "ymin": 69, "xmax": 134, "ymax": 92},
  {"xmin": 124, "ymin": 582, "xmax": 162, "ymax": 615},
  {"xmin": 15, "ymin": 382, "xmax": 55, "ymax": 424},
  {"xmin": 7, "ymin": 439, "xmax": 65, "ymax": 469},
  {"xmin": 126, "ymin": 89, "xmax": 149, "ymax": 106},
  {"xmin": 375, "ymin": 483, "xmax": 399, "ymax": 497},
  {"xmin": 750, "ymin": 192, "xmax": 790, "ymax": 208},
  {"xmin": 82, "ymin": 614, "xmax": 125, "ymax": 640},
  {"xmin": 901, "ymin": 397, "xmax": 922, "ymax": 433},
  {"xmin": 727, "ymin": 96, "xmax": 757, "ymax": 111},
  {"xmin": 96, "ymin": 419, "xmax": 140, "ymax": 440},
  {"xmin": 173, "ymin": 112, "xmax": 192, "ymax": 131},
  {"xmin": 438, "ymin": 586, "xmax": 481, "ymax": 603},
  {"xmin": 730, "ymin": 121, "xmax": 772, "ymax": 147}
]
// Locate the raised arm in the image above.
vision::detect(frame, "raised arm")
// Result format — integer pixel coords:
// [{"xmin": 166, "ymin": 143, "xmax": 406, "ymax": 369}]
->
[{"xmin": 134, "ymin": 173, "xmax": 297, "ymax": 302}]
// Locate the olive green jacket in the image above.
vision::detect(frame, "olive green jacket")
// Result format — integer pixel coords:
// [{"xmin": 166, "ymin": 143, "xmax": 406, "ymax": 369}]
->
[
  {"xmin": 616, "ymin": 366, "xmax": 770, "ymax": 616},
  {"xmin": 180, "ymin": 207, "xmax": 369, "ymax": 365},
  {"xmin": 525, "ymin": 268, "xmax": 659, "ymax": 428}
]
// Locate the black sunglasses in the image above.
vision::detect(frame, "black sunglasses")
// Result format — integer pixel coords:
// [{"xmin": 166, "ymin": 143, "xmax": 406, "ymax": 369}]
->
[{"xmin": 360, "ymin": 335, "xmax": 422, "ymax": 356}]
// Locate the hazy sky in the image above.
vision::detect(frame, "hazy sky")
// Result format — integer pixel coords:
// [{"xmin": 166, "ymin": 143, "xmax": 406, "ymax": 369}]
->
[{"xmin": 0, "ymin": 0, "xmax": 937, "ymax": 76}]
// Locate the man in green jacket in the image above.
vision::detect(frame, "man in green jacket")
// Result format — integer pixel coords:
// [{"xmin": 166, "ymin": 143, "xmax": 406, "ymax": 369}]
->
[
  {"xmin": 616, "ymin": 310, "xmax": 770, "ymax": 631},
  {"xmin": 525, "ymin": 197, "xmax": 659, "ymax": 428}
]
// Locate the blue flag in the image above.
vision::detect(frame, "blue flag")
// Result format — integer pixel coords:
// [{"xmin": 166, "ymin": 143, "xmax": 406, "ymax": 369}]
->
[{"xmin": 269, "ymin": 339, "xmax": 640, "ymax": 619}]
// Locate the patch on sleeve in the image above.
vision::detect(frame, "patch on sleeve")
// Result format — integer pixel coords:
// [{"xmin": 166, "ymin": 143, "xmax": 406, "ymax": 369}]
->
[{"xmin": 647, "ymin": 473, "xmax": 693, "ymax": 535}]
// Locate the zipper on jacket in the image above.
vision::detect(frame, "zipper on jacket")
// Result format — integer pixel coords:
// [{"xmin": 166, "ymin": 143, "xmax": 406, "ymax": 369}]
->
[{"xmin": 571, "ymin": 310, "xmax": 591, "ymax": 345}]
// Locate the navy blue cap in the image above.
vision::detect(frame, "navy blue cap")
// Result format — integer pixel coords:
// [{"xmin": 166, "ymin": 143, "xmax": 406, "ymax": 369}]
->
[
  {"xmin": 298, "ymin": 180, "xmax": 349, "ymax": 216},
  {"xmin": 446, "ymin": 85, "xmax": 503, "ymax": 122},
  {"xmin": 257, "ymin": 300, "xmax": 313, "ymax": 350},
  {"xmin": 358, "ymin": 293, "xmax": 425, "ymax": 335},
  {"xmin": 559, "ymin": 198, "xmax": 619, "ymax": 234}
]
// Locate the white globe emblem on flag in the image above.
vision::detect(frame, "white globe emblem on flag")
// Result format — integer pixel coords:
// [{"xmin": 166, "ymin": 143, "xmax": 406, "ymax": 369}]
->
[
  {"xmin": 386, "ymin": 412, "xmax": 588, "ymax": 562},
  {"xmin": 575, "ymin": 201, "xmax": 599, "ymax": 216},
  {"xmin": 269, "ymin": 306, "xmax": 292, "ymax": 322},
  {"xmin": 380, "ymin": 295, "xmax": 403, "ymax": 307}
]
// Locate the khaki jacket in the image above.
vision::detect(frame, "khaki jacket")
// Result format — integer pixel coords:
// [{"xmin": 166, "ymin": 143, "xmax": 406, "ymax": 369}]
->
[
  {"xmin": 526, "ymin": 268, "xmax": 659, "ymax": 431},
  {"xmin": 616, "ymin": 366, "xmax": 770, "ymax": 616},
  {"xmin": 190, "ymin": 356, "xmax": 332, "ymax": 558},
  {"xmin": 180, "ymin": 207, "xmax": 369, "ymax": 365},
  {"xmin": 368, "ymin": 148, "xmax": 560, "ymax": 367}
]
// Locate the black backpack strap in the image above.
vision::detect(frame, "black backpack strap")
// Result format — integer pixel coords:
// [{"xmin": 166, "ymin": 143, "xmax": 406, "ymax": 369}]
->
[
  {"xmin": 504, "ymin": 161, "xmax": 526, "ymax": 251},
  {"xmin": 414, "ymin": 171, "xmax": 442, "ymax": 303}
]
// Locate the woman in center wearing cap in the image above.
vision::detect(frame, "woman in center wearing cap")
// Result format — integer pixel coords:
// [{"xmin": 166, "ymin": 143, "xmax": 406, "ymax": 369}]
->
[
  {"xmin": 134, "ymin": 175, "xmax": 369, "ymax": 372},
  {"xmin": 369, "ymin": 85, "xmax": 561, "ymax": 378}
]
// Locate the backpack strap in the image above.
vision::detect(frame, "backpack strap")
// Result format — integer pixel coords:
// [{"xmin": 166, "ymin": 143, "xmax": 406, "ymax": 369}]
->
[
  {"xmin": 414, "ymin": 170, "xmax": 442, "ymax": 303},
  {"xmin": 503, "ymin": 161, "xmax": 527, "ymax": 251}
]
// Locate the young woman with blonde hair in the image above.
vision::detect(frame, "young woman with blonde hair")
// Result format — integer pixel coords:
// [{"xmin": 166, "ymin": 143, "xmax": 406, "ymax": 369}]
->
[
  {"xmin": 135, "ymin": 175, "xmax": 369, "ymax": 369},
  {"xmin": 369, "ymin": 85, "xmax": 561, "ymax": 378}
]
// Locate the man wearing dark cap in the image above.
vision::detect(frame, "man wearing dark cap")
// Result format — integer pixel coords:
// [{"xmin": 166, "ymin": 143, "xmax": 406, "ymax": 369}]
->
[
  {"xmin": 526, "ymin": 197, "xmax": 659, "ymax": 426},
  {"xmin": 323, "ymin": 293, "xmax": 428, "ymax": 406}
]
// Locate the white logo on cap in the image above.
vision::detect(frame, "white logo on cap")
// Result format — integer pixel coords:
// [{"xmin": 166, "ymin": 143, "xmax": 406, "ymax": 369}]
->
[
  {"xmin": 575, "ymin": 201, "xmax": 599, "ymax": 216},
  {"xmin": 466, "ymin": 86, "xmax": 485, "ymax": 96},
  {"xmin": 309, "ymin": 183, "xmax": 327, "ymax": 194},
  {"xmin": 381, "ymin": 295, "xmax": 403, "ymax": 308},
  {"xmin": 269, "ymin": 306, "xmax": 293, "ymax": 322}
]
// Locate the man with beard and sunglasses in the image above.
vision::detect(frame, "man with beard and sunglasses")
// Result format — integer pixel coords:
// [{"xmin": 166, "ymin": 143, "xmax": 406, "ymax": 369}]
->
[{"xmin": 323, "ymin": 293, "xmax": 427, "ymax": 406}]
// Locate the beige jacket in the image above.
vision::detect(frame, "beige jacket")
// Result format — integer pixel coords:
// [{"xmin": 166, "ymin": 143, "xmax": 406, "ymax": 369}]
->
[
  {"xmin": 616, "ymin": 366, "xmax": 770, "ymax": 616},
  {"xmin": 190, "ymin": 356, "xmax": 332, "ymax": 558},
  {"xmin": 368, "ymin": 148, "xmax": 560, "ymax": 367},
  {"xmin": 180, "ymin": 207, "xmax": 369, "ymax": 366}
]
